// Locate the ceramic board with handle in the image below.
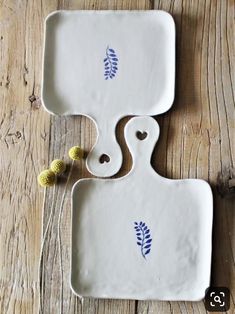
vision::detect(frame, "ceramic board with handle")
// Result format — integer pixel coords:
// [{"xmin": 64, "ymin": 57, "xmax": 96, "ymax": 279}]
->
[
  {"xmin": 71, "ymin": 116, "xmax": 213, "ymax": 301},
  {"xmin": 42, "ymin": 10, "xmax": 175, "ymax": 177}
]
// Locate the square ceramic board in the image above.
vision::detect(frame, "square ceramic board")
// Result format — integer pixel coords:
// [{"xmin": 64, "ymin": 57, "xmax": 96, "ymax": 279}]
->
[
  {"xmin": 71, "ymin": 117, "xmax": 213, "ymax": 301},
  {"xmin": 42, "ymin": 10, "xmax": 175, "ymax": 177}
]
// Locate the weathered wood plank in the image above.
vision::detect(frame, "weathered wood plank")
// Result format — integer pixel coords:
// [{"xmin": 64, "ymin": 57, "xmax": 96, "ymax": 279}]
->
[{"xmin": 0, "ymin": 0, "xmax": 49, "ymax": 313}]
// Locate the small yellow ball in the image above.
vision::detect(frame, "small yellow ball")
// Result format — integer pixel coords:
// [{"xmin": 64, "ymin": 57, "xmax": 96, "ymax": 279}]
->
[
  {"xmin": 68, "ymin": 146, "xmax": 84, "ymax": 160},
  {"xmin": 50, "ymin": 159, "xmax": 66, "ymax": 175},
  {"xmin": 38, "ymin": 169, "xmax": 56, "ymax": 187}
]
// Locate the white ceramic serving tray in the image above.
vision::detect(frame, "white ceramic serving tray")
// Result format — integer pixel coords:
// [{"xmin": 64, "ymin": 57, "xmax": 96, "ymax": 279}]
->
[
  {"xmin": 71, "ymin": 116, "xmax": 213, "ymax": 301},
  {"xmin": 42, "ymin": 10, "xmax": 175, "ymax": 177}
]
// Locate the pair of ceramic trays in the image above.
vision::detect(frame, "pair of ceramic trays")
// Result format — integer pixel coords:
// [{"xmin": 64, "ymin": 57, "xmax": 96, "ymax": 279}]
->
[{"xmin": 42, "ymin": 10, "xmax": 213, "ymax": 301}]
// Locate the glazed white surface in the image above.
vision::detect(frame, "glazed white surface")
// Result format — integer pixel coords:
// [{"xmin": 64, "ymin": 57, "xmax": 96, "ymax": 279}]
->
[
  {"xmin": 71, "ymin": 117, "xmax": 213, "ymax": 301},
  {"xmin": 42, "ymin": 10, "xmax": 175, "ymax": 177}
]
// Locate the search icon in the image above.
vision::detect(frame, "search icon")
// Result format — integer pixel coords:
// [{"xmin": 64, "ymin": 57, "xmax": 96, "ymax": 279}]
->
[
  {"xmin": 205, "ymin": 287, "xmax": 230, "ymax": 311},
  {"xmin": 214, "ymin": 295, "xmax": 221, "ymax": 303}
]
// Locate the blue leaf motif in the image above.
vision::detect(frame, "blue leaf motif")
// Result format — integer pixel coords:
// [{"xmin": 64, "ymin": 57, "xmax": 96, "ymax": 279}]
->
[
  {"xmin": 144, "ymin": 244, "xmax": 151, "ymax": 249},
  {"xmin": 103, "ymin": 46, "xmax": 119, "ymax": 80},
  {"xmin": 133, "ymin": 221, "xmax": 152, "ymax": 259},
  {"xmin": 145, "ymin": 249, "xmax": 151, "ymax": 255}
]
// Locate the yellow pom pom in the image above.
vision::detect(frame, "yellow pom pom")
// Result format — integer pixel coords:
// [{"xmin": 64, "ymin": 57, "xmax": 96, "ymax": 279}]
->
[
  {"xmin": 38, "ymin": 169, "xmax": 56, "ymax": 187},
  {"xmin": 68, "ymin": 146, "xmax": 84, "ymax": 160},
  {"xmin": 50, "ymin": 159, "xmax": 66, "ymax": 175}
]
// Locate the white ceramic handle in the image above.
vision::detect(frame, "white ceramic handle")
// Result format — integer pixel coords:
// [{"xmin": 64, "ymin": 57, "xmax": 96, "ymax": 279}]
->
[
  {"xmin": 86, "ymin": 116, "xmax": 159, "ymax": 177},
  {"xmin": 86, "ymin": 119, "xmax": 122, "ymax": 177},
  {"xmin": 124, "ymin": 116, "xmax": 160, "ymax": 173}
]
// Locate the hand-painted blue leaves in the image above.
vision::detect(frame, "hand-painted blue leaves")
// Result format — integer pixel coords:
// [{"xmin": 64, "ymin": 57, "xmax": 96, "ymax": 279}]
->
[
  {"xmin": 134, "ymin": 222, "xmax": 152, "ymax": 259},
  {"xmin": 104, "ymin": 46, "xmax": 118, "ymax": 80}
]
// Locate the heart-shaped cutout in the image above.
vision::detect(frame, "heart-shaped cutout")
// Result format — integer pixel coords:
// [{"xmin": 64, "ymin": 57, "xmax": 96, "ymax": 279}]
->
[
  {"xmin": 136, "ymin": 130, "xmax": 148, "ymax": 141},
  {"xmin": 99, "ymin": 154, "xmax": 110, "ymax": 164}
]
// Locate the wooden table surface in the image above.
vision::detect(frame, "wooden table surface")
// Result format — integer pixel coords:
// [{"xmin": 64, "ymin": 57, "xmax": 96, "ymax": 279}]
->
[{"xmin": 0, "ymin": 0, "xmax": 234, "ymax": 313}]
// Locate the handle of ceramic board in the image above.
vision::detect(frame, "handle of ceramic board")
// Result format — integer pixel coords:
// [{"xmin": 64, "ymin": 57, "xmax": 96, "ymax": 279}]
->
[
  {"xmin": 124, "ymin": 116, "xmax": 160, "ymax": 173},
  {"xmin": 86, "ymin": 121, "xmax": 122, "ymax": 177}
]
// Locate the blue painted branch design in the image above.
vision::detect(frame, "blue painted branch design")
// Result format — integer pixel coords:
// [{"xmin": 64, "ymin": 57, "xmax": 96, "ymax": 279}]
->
[
  {"xmin": 103, "ymin": 46, "xmax": 118, "ymax": 80},
  {"xmin": 134, "ymin": 222, "xmax": 152, "ymax": 259}
]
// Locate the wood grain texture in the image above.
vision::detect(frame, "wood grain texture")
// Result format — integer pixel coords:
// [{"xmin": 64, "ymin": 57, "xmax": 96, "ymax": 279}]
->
[{"xmin": 0, "ymin": 0, "xmax": 234, "ymax": 313}]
